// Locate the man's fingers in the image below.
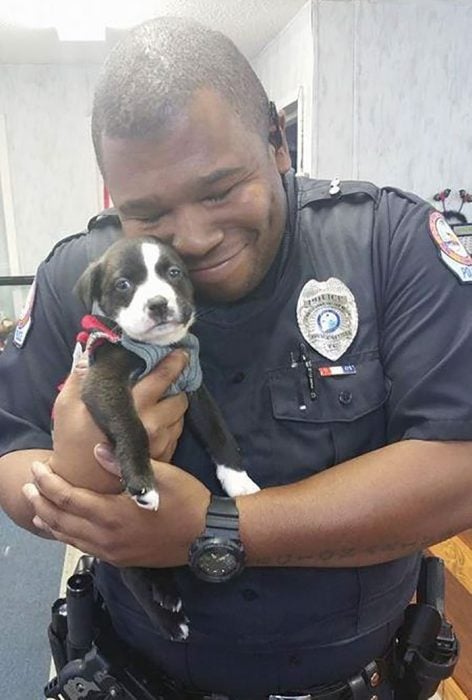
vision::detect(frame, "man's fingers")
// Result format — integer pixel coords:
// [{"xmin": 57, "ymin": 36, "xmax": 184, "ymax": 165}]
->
[
  {"xmin": 132, "ymin": 350, "xmax": 189, "ymax": 406},
  {"xmin": 23, "ymin": 480, "xmax": 95, "ymax": 543},
  {"xmin": 33, "ymin": 518, "xmax": 92, "ymax": 553},
  {"xmin": 143, "ymin": 394, "xmax": 188, "ymax": 434},
  {"xmin": 26, "ymin": 461, "xmax": 98, "ymax": 518},
  {"xmin": 63, "ymin": 348, "xmax": 188, "ymax": 406}
]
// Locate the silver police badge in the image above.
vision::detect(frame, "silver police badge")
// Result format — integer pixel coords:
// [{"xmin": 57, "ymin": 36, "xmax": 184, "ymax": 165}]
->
[{"xmin": 296, "ymin": 278, "xmax": 358, "ymax": 361}]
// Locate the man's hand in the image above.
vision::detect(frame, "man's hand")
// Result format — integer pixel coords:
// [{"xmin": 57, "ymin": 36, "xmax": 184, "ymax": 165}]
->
[
  {"xmin": 50, "ymin": 349, "xmax": 189, "ymax": 493},
  {"xmin": 131, "ymin": 351, "xmax": 189, "ymax": 462},
  {"xmin": 22, "ymin": 459, "xmax": 210, "ymax": 567}
]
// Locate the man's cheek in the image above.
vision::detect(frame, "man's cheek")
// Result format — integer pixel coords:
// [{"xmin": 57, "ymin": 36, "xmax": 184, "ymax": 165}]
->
[
  {"xmin": 122, "ymin": 222, "xmax": 150, "ymax": 240},
  {"xmin": 235, "ymin": 183, "xmax": 271, "ymax": 225}
]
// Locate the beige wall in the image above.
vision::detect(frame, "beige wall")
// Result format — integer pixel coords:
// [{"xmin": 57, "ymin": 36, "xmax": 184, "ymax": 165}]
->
[
  {"xmin": 1, "ymin": 1, "xmax": 472, "ymax": 276},
  {"xmin": 0, "ymin": 64, "xmax": 101, "ymax": 275},
  {"xmin": 252, "ymin": 0, "xmax": 472, "ymax": 213}
]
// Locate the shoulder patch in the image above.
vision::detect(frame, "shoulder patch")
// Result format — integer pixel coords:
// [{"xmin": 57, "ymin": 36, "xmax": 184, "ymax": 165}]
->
[
  {"xmin": 13, "ymin": 278, "xmax": 37, "ymax": 348},
  {"xmin": 429, "ymin": 210, "xmax": 472, "ymax": 283}
]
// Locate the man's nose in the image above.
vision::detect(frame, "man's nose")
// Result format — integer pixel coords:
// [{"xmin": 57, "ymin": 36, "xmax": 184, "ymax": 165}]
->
[{"xmin": 169, "ymin": 207, "xmax": 224, "ymax": 258}]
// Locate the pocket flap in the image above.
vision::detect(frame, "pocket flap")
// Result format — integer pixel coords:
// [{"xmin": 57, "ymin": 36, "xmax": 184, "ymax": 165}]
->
[{"xmin": 269, "ymin": 357, "xmax": 389, "ymax": 423}]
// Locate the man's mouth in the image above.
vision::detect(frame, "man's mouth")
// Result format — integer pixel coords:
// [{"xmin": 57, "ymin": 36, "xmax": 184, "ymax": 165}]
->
[{"xmin": 188, "ymin": 245, "xmax": 248, "ymax": 282}]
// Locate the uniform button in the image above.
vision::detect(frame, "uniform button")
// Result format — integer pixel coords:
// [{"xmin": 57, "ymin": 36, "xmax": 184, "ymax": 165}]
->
[
  {"xmin": 241, "ymin": 588, "xmax": 258, "ymax": 601},
  {"xmin": 338, "ymin": 390, "xmax": 353, "ymax": 405},
  {"xmin": 231, "ymin": 371, "xmax": 246, "ymax": 383}
]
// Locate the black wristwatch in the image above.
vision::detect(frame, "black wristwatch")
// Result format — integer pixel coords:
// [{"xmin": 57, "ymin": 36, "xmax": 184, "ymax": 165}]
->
[{"xmin": 188, "ymin": 495, "xmax": 245, "ymax": 583}]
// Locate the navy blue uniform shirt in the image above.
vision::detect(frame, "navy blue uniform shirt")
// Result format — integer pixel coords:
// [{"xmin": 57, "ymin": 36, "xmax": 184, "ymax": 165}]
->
[{"xmin": 1, "ymin": 173, "xmax": 472, "ymax": 695}]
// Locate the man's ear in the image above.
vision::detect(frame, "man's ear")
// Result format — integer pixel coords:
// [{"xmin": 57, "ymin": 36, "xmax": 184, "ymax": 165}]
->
[
  {"xmin": 74, "ymin": 260, "xmax": 102, "ymax": 310},
  {"xmin": 269, "ymin": 105, "xmax": 292, "ymax": 174}
]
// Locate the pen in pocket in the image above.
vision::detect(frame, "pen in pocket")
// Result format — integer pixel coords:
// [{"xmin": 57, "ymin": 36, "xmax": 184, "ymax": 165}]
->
[{"xmin": 298, "ymin": 342, "xmax": 317, "ymax": 401}]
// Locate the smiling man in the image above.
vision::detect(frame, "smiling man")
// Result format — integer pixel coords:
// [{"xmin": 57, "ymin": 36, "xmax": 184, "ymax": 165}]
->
[
  {"xmin": 0, "ymin": 16, "xmax": 471, "ymax": 700},
  {"xmin": 98, "ymin": 87, "xmax": 288, "ymax": 303}
]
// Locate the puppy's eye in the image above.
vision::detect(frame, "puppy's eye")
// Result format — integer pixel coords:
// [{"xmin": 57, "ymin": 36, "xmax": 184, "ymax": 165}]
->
[
  {"xmin": 114, "ymin": 277, "xmax": 132, "ymax": 291},
  {"xmin": 168, "ymin": 267, "xmax": 182, "ymax": 279}
]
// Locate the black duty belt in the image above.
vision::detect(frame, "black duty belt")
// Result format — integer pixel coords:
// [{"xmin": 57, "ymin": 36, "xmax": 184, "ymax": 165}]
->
[
  {"xmin": 46, "ymin": 555, "xmax": 458, "ymax": 700},
  {"xmin": 176, "ymin": 653, "xmax": 393, "ymax": 700}
]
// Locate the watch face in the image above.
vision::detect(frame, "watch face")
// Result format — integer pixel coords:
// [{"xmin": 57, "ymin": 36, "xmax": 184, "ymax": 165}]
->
[{"xmin": 191, "ymin": 539, "xmax": 244, "ymax": 582}]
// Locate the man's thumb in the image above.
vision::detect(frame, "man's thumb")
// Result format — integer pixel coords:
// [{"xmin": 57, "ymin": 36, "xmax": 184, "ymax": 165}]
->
[
  {"xmin": 54, "ymin": 345, "xmax": 89, "ymax": 407},
  {"xmin": 94, "ymin": 443, "xmax": 122, "ymax": 476}
]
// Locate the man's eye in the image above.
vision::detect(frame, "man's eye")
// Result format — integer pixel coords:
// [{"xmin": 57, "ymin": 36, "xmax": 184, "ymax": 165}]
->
[
  {"xmin": 139, "ymin": 215, "xmax": 162, "ymax": 225},
  {"xmin": 168, "ymin": 266, "xmax": 182, "ymax": 279},
  {"xmin": 129, "ymin": 212, "xmax": 163, "ymax": 225},
  {"xmin": 204, "ymin": 187, "xmax": 233, "ymax": 204},
  {"xmin": 115, "ymin": 278, "xmax": 132, "ymax": 291}
]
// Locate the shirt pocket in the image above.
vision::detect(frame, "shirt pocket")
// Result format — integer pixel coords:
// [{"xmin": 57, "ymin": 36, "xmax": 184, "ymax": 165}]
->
[{"xmin": 268, "ymin": 356, "xmax": 391, "ymax": 474}]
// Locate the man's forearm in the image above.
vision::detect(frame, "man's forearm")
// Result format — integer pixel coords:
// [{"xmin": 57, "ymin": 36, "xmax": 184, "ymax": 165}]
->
[
  {"xmin": 238, "ymin": 439, "xmax": 472, "ymax": 568},
  {"xmin": 0, "ymin": 449, "xmax": 55, "ymax": 537}
]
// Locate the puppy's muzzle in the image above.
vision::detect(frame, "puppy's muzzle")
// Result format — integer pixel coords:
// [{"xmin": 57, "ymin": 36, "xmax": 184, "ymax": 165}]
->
[{"xmin": 146, "ymin": 296, "xmax": 172, "ymax": 323}]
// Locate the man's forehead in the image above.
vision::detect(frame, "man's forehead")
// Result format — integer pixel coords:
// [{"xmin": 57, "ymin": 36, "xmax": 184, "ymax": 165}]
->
[{"xmin": 100, "ymin": 88, "xmax": 263, "ymax": 178}]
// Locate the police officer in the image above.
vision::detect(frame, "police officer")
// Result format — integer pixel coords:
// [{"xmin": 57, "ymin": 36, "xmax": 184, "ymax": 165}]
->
[{"xmin": 0, "ymin": 17, "xmax": 471, "ymax": 700}]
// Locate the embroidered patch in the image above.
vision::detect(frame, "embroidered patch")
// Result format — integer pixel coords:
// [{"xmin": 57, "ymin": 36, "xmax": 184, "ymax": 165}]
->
[
  {"xmin": 429, "ymin": 210, "xmax": 472, "ymax": 283},
  {"xmin": 13, "ymin": 278, "xmax": 37, "ymax": 348},
  {"xmin": 296, "ymin": 278, "xmax": 359, "ymax": 361}
]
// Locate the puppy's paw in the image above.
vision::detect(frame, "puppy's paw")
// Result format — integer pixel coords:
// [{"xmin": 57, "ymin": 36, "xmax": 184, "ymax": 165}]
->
[
  {"xmin": 216, "ymin": 465, "xmax": 260, "ymax": 497},
  {"xmin": 130, "ymin": 487, "xmax": 160, "ymax": 511},
  {"xmin": 160, "ymin": 611, "xmax": 190, "ymax": 641},
  {"xmin": 175, "ymin": 622, "xmax": 189, "ymax": 641},
  {"xmin": 153, "ymin": 588, "xmax": 183, "ymax": 613}
]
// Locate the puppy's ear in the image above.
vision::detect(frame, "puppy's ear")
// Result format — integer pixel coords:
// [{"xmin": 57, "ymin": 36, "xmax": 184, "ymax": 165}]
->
[{"xmin": 74, "ymin": 260, "xmax": 102, "ymax": 310}]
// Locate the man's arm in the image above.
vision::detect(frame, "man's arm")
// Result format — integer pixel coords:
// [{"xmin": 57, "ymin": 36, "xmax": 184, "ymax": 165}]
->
[
  {"xmin": 20, "ymin": 436, "xmax": 472, "ymax": 569},
  {"xmin": 238, "ymin": 438, "xmax": 472, "ymax": 568},
  {"xmin": 0, "ymin": 351, "xmax": 189, "ymax": 542},
  {"xmin": 0, "ymin": 449, "xmax": 54, "ymax": 536}
]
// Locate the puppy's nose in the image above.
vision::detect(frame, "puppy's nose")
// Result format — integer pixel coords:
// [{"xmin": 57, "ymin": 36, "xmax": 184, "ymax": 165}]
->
[{"xmin": 147, "ymin": 296, "xmax": 168, "ymax": 314}]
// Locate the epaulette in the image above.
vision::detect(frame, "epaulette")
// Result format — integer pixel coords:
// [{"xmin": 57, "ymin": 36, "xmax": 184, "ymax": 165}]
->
[
  {"xmin": 381, "ymin": 185, "xmax": 430, "ymax": 207},
  {"xmin": 298, "ymin": 177, "xmax": 381, "ymax": 208},
  {"xmin": 44, "ymin": 210, "xmax": 122, "ymax": 263},
  {"xmin": 87, "ymin": 209, "xmax": 122, "ymax": 231}
]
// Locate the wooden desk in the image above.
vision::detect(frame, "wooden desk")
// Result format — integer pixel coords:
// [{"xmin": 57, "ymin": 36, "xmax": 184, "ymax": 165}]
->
[{"xmin": 430, "ymin": 531, "xmax": 472, "ymax": 699}]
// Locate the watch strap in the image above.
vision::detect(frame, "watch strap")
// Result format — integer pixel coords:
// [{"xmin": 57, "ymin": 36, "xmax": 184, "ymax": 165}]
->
[{"xmin": 203, "ymin": 495, "xmax": 240, "ymax": 540}]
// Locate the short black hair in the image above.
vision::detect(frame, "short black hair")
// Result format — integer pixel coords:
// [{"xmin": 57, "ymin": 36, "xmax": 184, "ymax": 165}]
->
[{"xmin": 91, "ymin": 16, "xmax": 270, "ymax": 172}]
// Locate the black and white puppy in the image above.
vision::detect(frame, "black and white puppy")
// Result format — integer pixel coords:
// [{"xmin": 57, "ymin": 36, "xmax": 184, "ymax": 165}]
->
[{"xmin": 74, "ymin": 235, "xmax": 259, "ymax": 639}]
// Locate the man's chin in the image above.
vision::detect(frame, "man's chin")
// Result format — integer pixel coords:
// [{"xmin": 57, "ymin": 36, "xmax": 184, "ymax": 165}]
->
[
  {"xmin": 194, "ymin": 283, "xmax": 252, "ymax": 305},
  {"xmin": 193, "ymin": 268, "xmax": 271, "ymax": 305}
]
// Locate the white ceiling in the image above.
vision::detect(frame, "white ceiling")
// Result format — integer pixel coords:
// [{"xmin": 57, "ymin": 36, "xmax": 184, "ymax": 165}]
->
[{"xmin": 0, "ymin": 0, "xmax": 308, "ymax": 64}]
